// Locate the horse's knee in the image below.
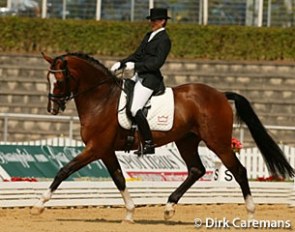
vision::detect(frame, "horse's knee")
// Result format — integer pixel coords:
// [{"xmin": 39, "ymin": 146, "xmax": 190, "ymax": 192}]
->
[
  {"xmin": 190, "ymin": 166, "xmax": 206, "ymax": 180},
  {"xmin": 167, "ymin": 166, "xmax": 205, "ymax": 204}
]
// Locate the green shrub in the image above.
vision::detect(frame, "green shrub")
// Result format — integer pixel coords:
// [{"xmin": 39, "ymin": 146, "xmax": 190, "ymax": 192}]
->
[{"xmin": 0, "ymin": 17, "xmax": 294, "ymax": 61}]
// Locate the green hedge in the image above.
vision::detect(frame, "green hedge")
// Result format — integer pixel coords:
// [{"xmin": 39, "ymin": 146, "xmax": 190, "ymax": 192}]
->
[{"xmin": 0, "ymin": 17, "xmax": 294, "ymax": 61}]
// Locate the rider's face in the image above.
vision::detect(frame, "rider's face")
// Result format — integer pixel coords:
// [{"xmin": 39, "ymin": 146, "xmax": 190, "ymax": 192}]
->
[{"xmin": 150, "ymin": 19, "xmax": 165, "ymax": 31}]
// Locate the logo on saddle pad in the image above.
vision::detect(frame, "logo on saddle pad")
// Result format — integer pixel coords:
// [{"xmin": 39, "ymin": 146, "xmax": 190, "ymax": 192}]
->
[{"xmin": 118, "ymin": 88, "xmax": 174, "ymax": 131}]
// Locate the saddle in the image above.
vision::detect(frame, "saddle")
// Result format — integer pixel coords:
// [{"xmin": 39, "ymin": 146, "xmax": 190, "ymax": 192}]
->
[
  {"xmin": 119, "ymin": 79, "xmax": 173, "ymax": 153},
  {"xmin": 123, "ymin": 79, "xmax": 165, "ymax": 119}
]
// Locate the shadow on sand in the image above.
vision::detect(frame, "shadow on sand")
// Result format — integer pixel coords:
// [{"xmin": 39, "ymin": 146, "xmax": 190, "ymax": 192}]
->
[{"xmin": 57, "ymin": 218, "xmax": 193, "ymax": 226}]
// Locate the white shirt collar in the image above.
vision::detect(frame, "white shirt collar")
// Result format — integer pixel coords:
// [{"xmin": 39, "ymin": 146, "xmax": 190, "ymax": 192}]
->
[{"xmin": 148, "ymin": 27, "xmax": 165, "ymax": 42}]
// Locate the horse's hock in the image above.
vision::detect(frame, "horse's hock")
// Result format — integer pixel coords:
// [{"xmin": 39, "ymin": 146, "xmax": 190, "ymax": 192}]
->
[{"xmin": 0, "ymin": 54, "xmax": 294, "ymax": 146}]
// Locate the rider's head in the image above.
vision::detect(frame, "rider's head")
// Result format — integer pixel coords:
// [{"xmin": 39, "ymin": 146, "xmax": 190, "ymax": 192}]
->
[{"xmin": 146, "ymin": 8, "xmax": 170, "ymax": 31}]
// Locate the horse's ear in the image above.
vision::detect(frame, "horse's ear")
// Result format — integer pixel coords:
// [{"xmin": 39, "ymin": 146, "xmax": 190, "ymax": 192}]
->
[{"xmin": 41, "ymin": 52, "xmax": 53, "ymax": 64}]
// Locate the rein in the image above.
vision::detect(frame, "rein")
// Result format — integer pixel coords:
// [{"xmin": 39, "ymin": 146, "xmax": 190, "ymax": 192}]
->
[{"xmin": 48, "ymin": 69, "xmax": 114, "ymax": 100}]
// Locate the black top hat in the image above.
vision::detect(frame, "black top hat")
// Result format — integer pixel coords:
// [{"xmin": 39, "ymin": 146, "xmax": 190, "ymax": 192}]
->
[{"xmin": 146, "ymin": 8, "xmax": 171, "ymax": 20}]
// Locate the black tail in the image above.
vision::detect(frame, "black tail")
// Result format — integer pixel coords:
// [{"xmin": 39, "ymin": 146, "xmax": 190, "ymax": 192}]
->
[{"xmin": 225, "ymin": 91, "xmax": 294, "ymax": 178}]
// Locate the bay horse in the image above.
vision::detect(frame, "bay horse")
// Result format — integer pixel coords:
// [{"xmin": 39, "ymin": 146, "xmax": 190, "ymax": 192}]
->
[{"xmin": 31, "ymin": 52, "xmax": 294, "ymax": 223}]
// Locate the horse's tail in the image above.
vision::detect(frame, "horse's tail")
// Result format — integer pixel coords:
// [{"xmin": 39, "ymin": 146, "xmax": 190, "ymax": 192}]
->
[{"xmin": 224, "ymin": 91, "xmax": 295, "ymax": 178}]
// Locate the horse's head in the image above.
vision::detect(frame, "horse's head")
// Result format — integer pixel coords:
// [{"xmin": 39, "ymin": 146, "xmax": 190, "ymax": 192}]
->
[
  {"xmin": 42, "ymin": 52, "xmax": 122, "ymax": 115},
  {"xmin": 42, "ymin": 52, "xmax": 73, "ymax": 115}
]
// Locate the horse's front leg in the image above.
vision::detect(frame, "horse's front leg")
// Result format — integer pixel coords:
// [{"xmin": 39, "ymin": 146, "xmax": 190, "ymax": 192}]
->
[
  {"xmin": 103, "ymin": 154, "xmax": 135, "ymax": 223},
  {"xmin": 31, "ymin": 148, "xmax": 95, "ymax": 215}
]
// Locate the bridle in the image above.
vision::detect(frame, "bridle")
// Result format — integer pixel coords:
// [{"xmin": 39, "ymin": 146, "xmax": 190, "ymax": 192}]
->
[
  {"xmin": 48, "ymin": 56, "xmax": 72, "ymax": 111},
  {"xmin": 48, "ymin": 55, "xmax": 121, "ymax": 111}
]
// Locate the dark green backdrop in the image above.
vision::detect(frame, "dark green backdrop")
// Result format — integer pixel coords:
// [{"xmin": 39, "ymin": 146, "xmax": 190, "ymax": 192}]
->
[
  {"xmin": 1, "ymin": 17, "xmax": 294, "ymax": 61},
  {"xmin": 0, "ymin": 145, "xmax": 109, "ymax": 179}
]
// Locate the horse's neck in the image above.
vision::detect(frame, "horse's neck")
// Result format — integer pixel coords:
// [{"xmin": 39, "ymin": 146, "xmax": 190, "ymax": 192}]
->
[
  {"xmin": 74, "ymin": 78, "xmax": 120, "ymax": 122},
  {"xmin": 69, "ymin": 57, "xmax": 120, "ymax": 122}
]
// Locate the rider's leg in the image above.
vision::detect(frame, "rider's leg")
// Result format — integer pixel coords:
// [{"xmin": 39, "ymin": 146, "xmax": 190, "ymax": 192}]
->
[
  {"xmin": 133, "ymin": 109, "xmax": 155, "ymax": 154},
  {"xmin": 130, "ymin": 80, "xmax": 154, "ymax": 155}
]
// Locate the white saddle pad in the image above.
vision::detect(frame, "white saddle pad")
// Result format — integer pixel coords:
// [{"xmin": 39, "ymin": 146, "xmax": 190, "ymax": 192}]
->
[{"xmin": 118, "ymin": 88, "xmax": 174, "ymax": 131}]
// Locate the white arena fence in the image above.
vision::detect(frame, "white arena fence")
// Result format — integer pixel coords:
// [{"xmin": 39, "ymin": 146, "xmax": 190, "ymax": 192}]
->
[
  {"xmin": 0, "ymin": 181, "xmax": 294, "ymax": 208},
  {"xmin": 238, "ymin": 146, "xmax": 295, "ymax": 179}
]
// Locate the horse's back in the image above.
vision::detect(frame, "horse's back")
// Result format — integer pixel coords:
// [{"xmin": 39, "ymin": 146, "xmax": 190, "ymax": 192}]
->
[{"xmin": 172, "ymin": 82, "xmax": 229, "ymax": 106}]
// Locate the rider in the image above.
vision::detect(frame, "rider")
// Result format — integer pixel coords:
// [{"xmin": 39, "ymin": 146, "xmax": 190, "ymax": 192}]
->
[{"xmin": 111, "ymin": 8, "xmax": 172, "ymax": 155}]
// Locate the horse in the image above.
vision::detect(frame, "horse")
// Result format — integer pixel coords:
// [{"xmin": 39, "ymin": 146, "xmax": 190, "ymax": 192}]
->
[{"xmin": 31, "ymin": 52, "xmax": 294, "ymax": 223}]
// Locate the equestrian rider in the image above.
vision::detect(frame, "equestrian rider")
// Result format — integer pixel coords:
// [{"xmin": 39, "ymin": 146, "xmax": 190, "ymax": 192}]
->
[{"xmin": 111, "ymin": 8, "xmax": 172, "ymax": 155}]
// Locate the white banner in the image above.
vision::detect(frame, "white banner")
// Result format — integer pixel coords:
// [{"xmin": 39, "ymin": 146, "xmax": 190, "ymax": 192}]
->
[{"xmin": 116, "ymin": 146, "xmax": 216, "ymax": 181}]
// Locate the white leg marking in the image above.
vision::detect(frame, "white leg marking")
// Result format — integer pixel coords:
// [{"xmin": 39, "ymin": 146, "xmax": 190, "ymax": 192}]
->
[
  {"xmin": 30, "ymin": 189, "xmax": 52, "ymax": 215},
  {"xmin": 164, "ymin": 202, "xmax": 175, "ymax": 220},
  {"xmin": 245, "ymin": 195, "xmax": 255, "ymax": 220},
  {"xmin": 120, "ymin": 188, "xmax": 135, "ymax": 223}
]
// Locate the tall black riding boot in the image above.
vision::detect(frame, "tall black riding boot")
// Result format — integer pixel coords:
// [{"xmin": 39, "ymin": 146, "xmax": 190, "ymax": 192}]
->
[{"xmin": 133, "ymin": 110, "xmax": 155, "ymax": 155}]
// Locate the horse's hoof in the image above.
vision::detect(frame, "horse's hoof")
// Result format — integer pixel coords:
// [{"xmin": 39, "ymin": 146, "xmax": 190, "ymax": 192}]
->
[
  {"xmin": 30, "ymin": 206, "xmax": 45, "ymax": 215},
  {"xmin": 164, "ymin": 209, "xmax": 175, "ymax": 220},
  {"xmin": 121, "ymin": 219, "xmax": 135, "ymax": 224},
  {"xmin": 164, "ymin": 203, "xmax": 175, "ymax": 220}
]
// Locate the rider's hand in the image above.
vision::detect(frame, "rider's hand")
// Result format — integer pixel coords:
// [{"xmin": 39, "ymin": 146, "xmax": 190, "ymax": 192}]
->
[
  {"xmin": 125, "ymin": 62, "xmax": 135, "ymax": 70},
  {"xmin": 110, "ymin": 62, "xmax": 121, "ymax": 72}
]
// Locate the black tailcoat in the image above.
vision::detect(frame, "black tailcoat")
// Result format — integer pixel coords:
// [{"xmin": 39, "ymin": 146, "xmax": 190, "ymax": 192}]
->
[{"xmin": 121, "ymin": 30, "xmax": 171, "ymax": 91}]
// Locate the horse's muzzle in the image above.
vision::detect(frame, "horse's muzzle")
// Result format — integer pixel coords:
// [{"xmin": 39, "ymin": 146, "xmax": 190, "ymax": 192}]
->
[{"xmin": 47, "ymin": 100, "xmax": 58, "ymax": 115}]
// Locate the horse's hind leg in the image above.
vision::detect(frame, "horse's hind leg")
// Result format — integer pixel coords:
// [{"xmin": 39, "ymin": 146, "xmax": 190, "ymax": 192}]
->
[
  {"xmin": 102, "ymin": 153, "xmax": 135, "ymax": 223},
  {"xmin": 164, "ymin": 133, "xmax": 205, "ymax": 220},
  {"xmin": 210, "ymin": 145, "xmax": 255, "ymax": 219},
  {"xmin": 203, "ymin": 98, "xmax": 255, "ymax": 219},
  {"xmin": 226, "ymin": 154, "xmax": 255, "ymax": 219},
  {"xmin": 30, "ymin": 147, "xmax": 96, "ymax": 215}
]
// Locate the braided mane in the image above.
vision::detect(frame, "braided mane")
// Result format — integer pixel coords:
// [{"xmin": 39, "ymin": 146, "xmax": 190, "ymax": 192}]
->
[{"xmin": 64, "ymin": 52, "xmax": 118, "ymax": 79}]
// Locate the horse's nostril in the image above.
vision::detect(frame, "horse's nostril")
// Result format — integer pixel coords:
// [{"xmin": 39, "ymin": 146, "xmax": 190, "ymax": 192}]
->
[{"xmin": 47, "ymin": 101, "xmax": 59, "ymax": 115}]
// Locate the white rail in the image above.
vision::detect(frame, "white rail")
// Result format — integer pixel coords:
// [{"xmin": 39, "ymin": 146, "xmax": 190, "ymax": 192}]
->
[
  {"xmin": 1, "ymin": 113, "xmax": 295, "ymax": 145},
  {"xmin": 0, "ymin": 181, "xmax": 294, "ymax": 208},
  {"xmin": 0, "ymin": 113, "xmax": 79, "ymax": 144}
]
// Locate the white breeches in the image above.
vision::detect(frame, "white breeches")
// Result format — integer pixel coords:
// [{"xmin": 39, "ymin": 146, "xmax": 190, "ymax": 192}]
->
[{"xmin": 130, "ymin": 78, "xmax": 153, "ymax": 117}]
